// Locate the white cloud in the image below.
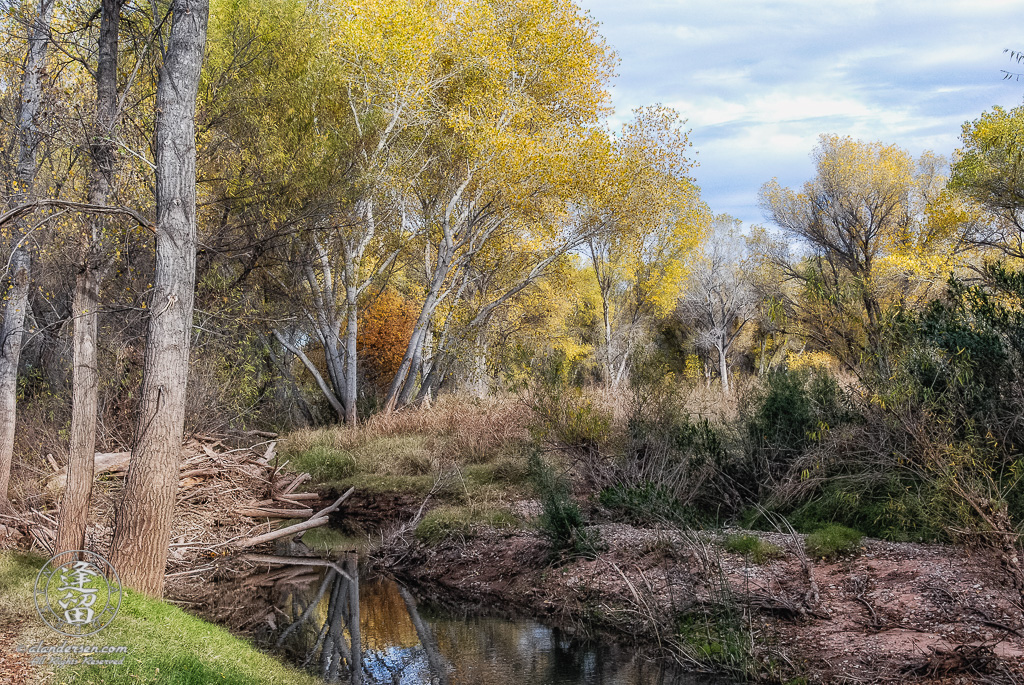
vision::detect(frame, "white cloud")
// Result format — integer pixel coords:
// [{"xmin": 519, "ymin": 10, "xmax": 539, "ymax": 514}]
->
[{"xmin": 577, "ymin": 0, "xmax": 1024, "ymax": 225}]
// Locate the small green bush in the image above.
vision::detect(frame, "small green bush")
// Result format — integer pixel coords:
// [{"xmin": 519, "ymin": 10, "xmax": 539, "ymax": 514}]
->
[
  {"xmin": 722, "ymin": 534, "xmax": 783, "ymax": 564},
  {"xmin": 675, "ymin": 609, "xmax": 753, "ymax": 674},
  {"xmin": 528, "ymin": 451, "xmax": 600, "ymax": 559},
  {"xmin": 805, "ymin": 524, "xmax": 863, "ymax": 558}
]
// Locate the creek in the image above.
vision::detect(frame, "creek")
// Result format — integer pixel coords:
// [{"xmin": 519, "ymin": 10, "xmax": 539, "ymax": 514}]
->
[{"xmin": 168, "ymin": 547, "xmax": 734, "ymax": 685}]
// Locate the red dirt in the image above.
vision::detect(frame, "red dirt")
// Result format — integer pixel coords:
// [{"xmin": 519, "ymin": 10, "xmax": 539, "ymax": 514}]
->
[{"xmin": 381, "ymin": 523, "xmax": 1024, "ymax": 683}]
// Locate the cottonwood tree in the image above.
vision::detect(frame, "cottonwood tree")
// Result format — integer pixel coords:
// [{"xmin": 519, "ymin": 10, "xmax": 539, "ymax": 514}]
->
[
  {"xmin": 583, "ymin": 106, "xmax": 708, "ymax": 387},
  {"xmin": 759, "ymin": 134, "xmax": 954, "ymax": 373},
  {"xmin": 0, "ymin": 0, "xmax": 55, "ymax": 505},
  {"xmin": 205, "ymin": 0, "xmax": 442, "ymax": 423},
  {"xmin": 381, "ymin": 0, "xmax": 617, "ymax": 409},
  {"xmin": 951, "ymin": 104, "xmax": 1024, "ymax": 259},
  {"xmin": 679, "ymin": 215, "xmax": 757, "ymax": 395},
  {"xmin": 109, "ymin": 0, "xmax": 209, "ymax": 596}
]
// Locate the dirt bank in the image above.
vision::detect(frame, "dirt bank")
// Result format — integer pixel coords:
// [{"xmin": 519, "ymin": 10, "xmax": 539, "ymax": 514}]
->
[{"xmin": 380, "ymin": 522, "xmax": 1024, "ymax": 684}]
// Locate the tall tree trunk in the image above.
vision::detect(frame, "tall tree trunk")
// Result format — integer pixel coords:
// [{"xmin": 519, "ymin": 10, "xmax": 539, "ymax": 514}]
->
[
  {"xmin": 56, "ymin": 0, "xmax": 122, "ymax": 555},
  {"xmin": 109, "ymin": 0, "xmax": 208, "ymax": 596},
  {"xmin": 343, "ymin": 290, "xmax": 358, "ymax": 425},
  {"xmin": 55, "ymin": 271, "xmax": 101, "ymax": 552},
  {"xmin": 0, "ymin": 0, "xmax": 55, "ymax": 505},
  {"xmin": 718, "ymin": 336, "xmax": 730, "ymax": 395}
]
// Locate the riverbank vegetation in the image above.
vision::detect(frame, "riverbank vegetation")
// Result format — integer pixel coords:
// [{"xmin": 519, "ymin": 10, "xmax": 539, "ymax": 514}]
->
[{"xmin": 1, "ymin": 0, "xmax": 1024, "ymax": 681}]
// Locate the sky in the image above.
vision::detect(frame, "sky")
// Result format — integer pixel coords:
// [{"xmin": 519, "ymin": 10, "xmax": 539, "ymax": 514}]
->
[{"xmin": 574, "ymin": 0, "xmax": 1024, "ymax": 227}]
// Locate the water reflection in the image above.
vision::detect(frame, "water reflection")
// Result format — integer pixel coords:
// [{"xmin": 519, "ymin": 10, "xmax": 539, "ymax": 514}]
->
[{"xmin": 183, "ymin": 553, "xmax": 728, "ymax": 685}]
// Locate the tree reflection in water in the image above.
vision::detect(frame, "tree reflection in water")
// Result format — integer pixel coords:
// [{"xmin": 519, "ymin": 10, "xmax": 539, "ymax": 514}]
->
[{"xmin": 214, "ymin": 553, "xmax": 726, "ymax": 685}]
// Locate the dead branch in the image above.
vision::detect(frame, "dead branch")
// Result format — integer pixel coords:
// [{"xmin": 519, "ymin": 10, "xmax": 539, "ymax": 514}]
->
[{"xmin": 232, "ymin": 488, "xmax": 353, "ymax": 549}]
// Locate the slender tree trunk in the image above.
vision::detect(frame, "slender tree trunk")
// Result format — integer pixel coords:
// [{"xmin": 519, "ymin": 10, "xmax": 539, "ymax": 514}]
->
[
  {"xmin": 56, "ymin": 0, "xmax": 122, "ymax": 555},
  {"xmin": 55, "ymin": 272, "xmax": 100, "ymax": 552},
  {"xmin": 718, "ymin": 336, "xmax": 730, "ymax": 395},
  {"xmin": 0, "ymin": 0, "xmax": 55, "ymax": 505},
  {"xmin": 109, "ymin": 0, "xmax": 208, "ymax": 596},
  {"xmin": 397, "ymin": 327, "xmax": 427, "ymax": 406},
  {"xmin": 343, "ymin": 289, "xmax": 358, "ymax": 425}
]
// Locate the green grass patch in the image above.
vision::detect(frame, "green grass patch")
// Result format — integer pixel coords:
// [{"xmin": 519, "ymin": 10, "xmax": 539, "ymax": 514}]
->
[
  {"xmin": 298, "ymin": 526, "xmax": 362, "ymax": 554},
  {"xmin": 281, "ymin": 426, "xmax": 534, "ymax": 506},
  {"xmin": 284, "ymin": 444, "xmax": 357, "ymax": 483},
  {"xmin": 414, "ymin": 505, "xmax": 518, "ymax": 544},
  {"xmin": 805, "ymin": 524, "xmax": 864, "ymax": 559},
  {"xmin": 0, "ymin": 551, "xmax": 320, "ymax": 685},
  {"xmin": 721, "ymin": 534, "xmax": 783, "ymax": 564}
]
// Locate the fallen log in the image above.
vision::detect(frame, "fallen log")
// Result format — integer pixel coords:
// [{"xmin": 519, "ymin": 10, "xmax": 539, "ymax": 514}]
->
[
  {"xmin": 282, "ymin": 472, "xmax": 311, "ymax": 495},
  {"xmin": 237, "ymin": 507, "xmax": 314, "ymax": 519},
  {"xmin": 233, "ymin": 487, "xmax": 353, "ymax": 549},
  {"xmin": 243, "ymin": 554, "xmax": 352, "ymax": 580},
  {"xmin": 46, "ymin": 451, "xmax": 131, "ymax": 491},
  {"xmin": 277, "ymin": 492, "xmax": 319, "ymax": 501}
]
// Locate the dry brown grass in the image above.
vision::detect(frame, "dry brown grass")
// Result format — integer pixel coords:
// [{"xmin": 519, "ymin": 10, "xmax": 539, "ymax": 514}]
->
[
  {"xmin": 277, "ymin": 394, "xmax": 539, "ymax": 504},
  {"xmin": 282, "ymin": 393, "xmax": 533, "ymax": 467}
]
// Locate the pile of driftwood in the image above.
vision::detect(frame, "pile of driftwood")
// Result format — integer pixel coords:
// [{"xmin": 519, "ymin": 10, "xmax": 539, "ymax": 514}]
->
[{"xmin": 1, "ymin": 433, "xmax": 351, "ymax": 571}]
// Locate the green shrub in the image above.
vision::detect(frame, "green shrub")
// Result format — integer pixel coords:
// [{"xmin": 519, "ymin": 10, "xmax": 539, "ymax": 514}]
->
[
  {"xmin": 598, "ymin": 482, "xmax": 699, "ymax": 526},
  {"xmin": 805, "ymin": 524, "xmax": 863, "ymax": 558},
  {"xmin": 528, "ymin": 451, "xmax": 600, "ymax": 559},
  {"xmin": 786, "ymin": 476, "xmax": 944, "ymax": 542},
  {"xmin": 743, "ymin": 369, "xmax": 856, "ymax": 492},
  {"xmin": 721, "ymin": 534, "xmax": 783, "ymax": 564}
]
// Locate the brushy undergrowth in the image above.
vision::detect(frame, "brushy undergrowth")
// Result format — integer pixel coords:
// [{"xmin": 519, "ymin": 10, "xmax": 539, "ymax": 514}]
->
[
  {"xmin": 528, "ymin": 451, "xmax": 600, "ymax": 560},
  {"xmin": 597, "ymin": 482, "xmax": 700, "ymax": 526}
]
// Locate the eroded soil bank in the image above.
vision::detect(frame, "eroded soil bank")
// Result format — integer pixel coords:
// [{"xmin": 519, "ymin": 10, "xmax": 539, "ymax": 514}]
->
[{"xmin": 379, "ymin": 521, "xmax": 1024, "ymax": 684}]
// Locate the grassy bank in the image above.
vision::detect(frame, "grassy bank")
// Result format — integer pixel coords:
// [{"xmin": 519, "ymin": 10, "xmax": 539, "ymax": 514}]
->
[
  {"xmin": 0, "ymin": 551, "xmax": 320, "ymax": 685},
  {"xmin": 280, "ymin": 396, "xmax": 537, "ymax": 539}
]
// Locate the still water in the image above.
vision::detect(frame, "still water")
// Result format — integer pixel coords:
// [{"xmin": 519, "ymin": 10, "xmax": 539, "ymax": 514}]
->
[{"xmin": 174, "ymin": 553, "xmax": 729, "ymax": 685}]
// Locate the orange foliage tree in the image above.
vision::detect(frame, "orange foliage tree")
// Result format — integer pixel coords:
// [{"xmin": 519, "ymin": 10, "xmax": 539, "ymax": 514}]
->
[{"xmin": 358, "ymin": 291, "xmax": 417, "ymax": 392}]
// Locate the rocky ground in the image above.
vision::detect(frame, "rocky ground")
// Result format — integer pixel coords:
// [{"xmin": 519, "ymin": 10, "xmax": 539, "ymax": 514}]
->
[{"xmin": 380, "ymin": 518, "xmax": 1024, "ymax": 684}]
